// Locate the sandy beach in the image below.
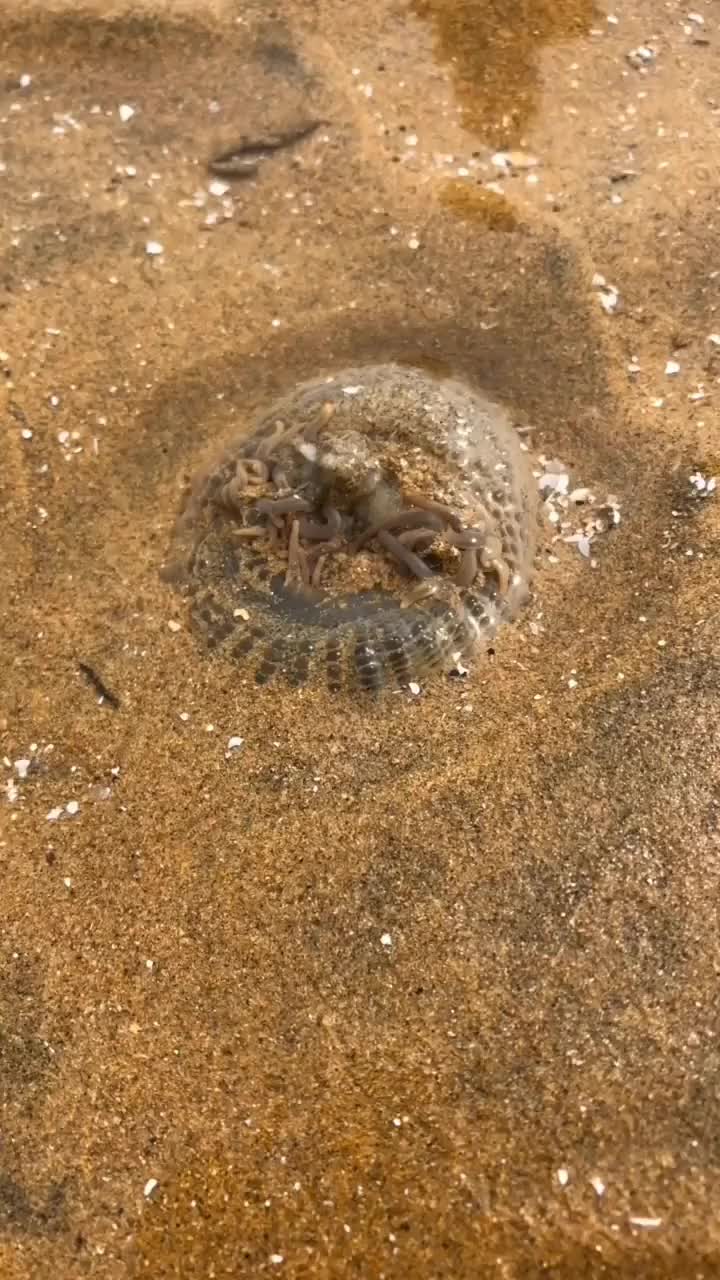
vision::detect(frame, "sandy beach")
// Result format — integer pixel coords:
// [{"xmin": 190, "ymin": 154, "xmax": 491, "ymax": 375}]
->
[{"xmin": 1, "ymin": 0, "xmax": 719, "ymax": 1274}]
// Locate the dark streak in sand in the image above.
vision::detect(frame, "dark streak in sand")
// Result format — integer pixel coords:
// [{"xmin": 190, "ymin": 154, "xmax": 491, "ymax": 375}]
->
[{"xmin": 208, "ymin": 120, "xmax": 326, "ymax": 179}]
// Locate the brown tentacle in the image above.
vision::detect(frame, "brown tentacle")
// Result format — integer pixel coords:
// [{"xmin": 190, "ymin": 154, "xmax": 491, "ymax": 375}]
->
[
  {"xmin": 310, "ymin": 554, "xmax": 327, "ymax": 588},
  {"xmin": 395, "ymin": 527, "xmax": 438, "ymax": 550},
  {"xmin": 352, "ymin": 508, "xmax": 445, "ymax": 552},
  {"xmin": 252, "ymin": 424, "xmax": 287, "ymax": 461},
  {"xmin": 231, "ymin": 525, "xmax": 266, "ymax": 539},
  {"xmin": 446, "ymin": 526, "xmax": 487, "ymax": 549},
  {"xmin": 299, "ymin": 505, "xmax": 343, "ymax": 541},
  {"xmin": 481, "ymin": 553, "xmax": 510, "ymax": 595},
  {"xmin": 400, "ymin": 488, "xmax": 465, "ymax": 532},
  {"xmin": 256, "ymin": 496, "xmax": 313, "ymax": 517},
  {"xmin": 454, "ymin": 547, "xmax": 479, "ymax": 588},
  {"xmin": 377, "ymin": 530, "xmax": 434, "ymax": 579},
  {"xmin": 285, "ymin": 518, "xmax": 311, "ymax": 588}
]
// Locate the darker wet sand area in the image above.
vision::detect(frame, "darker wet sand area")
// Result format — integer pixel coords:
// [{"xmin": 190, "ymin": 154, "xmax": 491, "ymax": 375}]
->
[{"xmin": 1, "ymin": 1, "xmax": 719, "ymax": 1276}]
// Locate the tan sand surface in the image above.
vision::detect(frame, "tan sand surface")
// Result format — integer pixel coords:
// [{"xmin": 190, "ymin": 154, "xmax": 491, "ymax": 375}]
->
[{"xmin": 1, "ymin": 0, "xmax": 719, "ymax": 1274}]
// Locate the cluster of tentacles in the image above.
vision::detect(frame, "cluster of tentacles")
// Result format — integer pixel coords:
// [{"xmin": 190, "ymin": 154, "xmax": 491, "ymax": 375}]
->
[{"xmin": 212, "ymin": 416, "xmax": 512, "ymax": 602}]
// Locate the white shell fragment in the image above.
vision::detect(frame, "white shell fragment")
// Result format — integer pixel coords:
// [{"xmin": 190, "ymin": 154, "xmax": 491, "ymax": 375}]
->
[
  {"xmin": 626, "ymin": 46, "xmax": 655, "ymax": 69},
  {"xmin": 689, "ymin": 471, "xmax": 717, "ymax": 497},
  {"xmin": 591, "ymin": 273, "xmax": 620, "ymax": 313},
  {"xmin": 537, "ymin": 456, "xmax": 620, "ymax": 563},
  {"xmin": 491, "ymin": 150, "xmax": 539, "ymax": 171}
]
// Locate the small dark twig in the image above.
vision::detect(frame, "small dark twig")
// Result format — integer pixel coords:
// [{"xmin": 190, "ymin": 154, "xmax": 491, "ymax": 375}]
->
[{"xmin": 78, "ymin": 662, "xmax": 120, "ymax": 710}]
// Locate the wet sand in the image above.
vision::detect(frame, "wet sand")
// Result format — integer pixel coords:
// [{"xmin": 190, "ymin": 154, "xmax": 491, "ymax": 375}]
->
[{"xmin": 1, "ymin": 0, "xmax": 719, "ymax": 1275}]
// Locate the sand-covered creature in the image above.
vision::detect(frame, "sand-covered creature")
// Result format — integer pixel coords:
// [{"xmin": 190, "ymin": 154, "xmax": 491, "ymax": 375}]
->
[{"xmin": 164, "ymin": 365, "xmax": 538, "ymax": 690}]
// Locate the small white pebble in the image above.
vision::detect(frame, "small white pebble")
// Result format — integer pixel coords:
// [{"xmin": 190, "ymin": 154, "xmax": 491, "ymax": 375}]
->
[
  {"xmin": 380, "ymin": 932, "xmax": 393, "ymax": 947},
  {"xmin": 21, "ymin": 427, "xmax": 33, "ymax": 440},
  {"xmin": 66, "ymin": 800, "xmax": 79, "ymax": 816},
  {"xmin": 408, "ymin": 682, "xmax": 421, "ymax": 696},
  {"xmin": 590, "ymin": 1175, "xmax": 606, "ymax": 1196},
  {"xmin": 708, "ymin": 334, "xmax": 720, "ymax": 346},
  {"xmin": 557, "ymin": 1168, "xmax": 570, "ymax": 1187},
  {"xmin": 233, "ymin": 607, "xmax": 250, "ymax": 620},
  {"xmin": 118, "ymin": 103, "xmax": 135, "ymax": 123},
  {"xmin": 591, "ymin": 274, "xmax": 620, "ymax": 312},
  {"xmin": 270, "ymin": 1255, "xmax": 284, "ymax": 1266},
  {"xmin": 209, "ymin": 178, "xmax": 230, "ymax": 197},
  {"xmin": 5, "ymin": 780, "xmax": 19, "ymax": 804},
  {"xmin": 179, "ymin": 712, "xmax": 190, "ymax": 722},
  {"xmin": 271, "ymin": 318, "xmax": 281, "ymax": 328},
  {"xmin": 567, "ymin": 678, "xmax": 578, "ymax": 689},
  {"xmin": 689, "ymin": 472, "xmax": 716, "ymax": 496},
  {"xmin": 227, "ymin": 736, "xmax": 244, "ymax": 751},
  {"xmin": 14, "ymin": 759, "xmax": 31, "ymax": 779},
  {"xmin": 629, "ymin": 1216, "xmax": 662, "ymax": 1229},
  {"xmin": 492, "ymin": 149, "xmax": 539, "ymax": 170},
  {"xmin": 407, "ymin": 236, "xmax": 420, "ymax": 250},
  {"xmin": 343, "ymin": 385, "xmax": 363, "ymax": 396},
  {"xmin": 19, "ymin": 73, "xmax": 32, "ymax": 88},
  {"xmin": 143, "ymin": 1178, "xmax": 159, "ymax": 1198},
  {"xmin": 145, "ymin": 240, "xmax": 163, "ymax": 256},
  {"xmin": 627, "ymin": 45, "xmax": 655, "ymax": 66},
  {"xmin": 599, "ymin": 287, "xmax": 619, "ymax": 313},
  {"xmin": 167, "ymin": 619, "xmax": 181, "ymax": 632},
  {"xmin": 47, "ymin": 806, "xmax": 63, "ymax": 821},
  {"xmin": 665, "ymin": 359, "xmax": 680, "ymax": 376},
  {"xmin": 63, "ymin": 877, "xmax": 73, "ymax": 889},
  {"xmin": 539, "ymin": 471, "xmax": 569, "ymax": 496}
]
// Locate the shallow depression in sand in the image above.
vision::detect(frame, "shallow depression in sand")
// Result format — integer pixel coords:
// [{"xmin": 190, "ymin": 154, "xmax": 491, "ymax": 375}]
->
[{"xmin": 164, "ymin": 364, "xmax": 539, "ymax": 692}]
